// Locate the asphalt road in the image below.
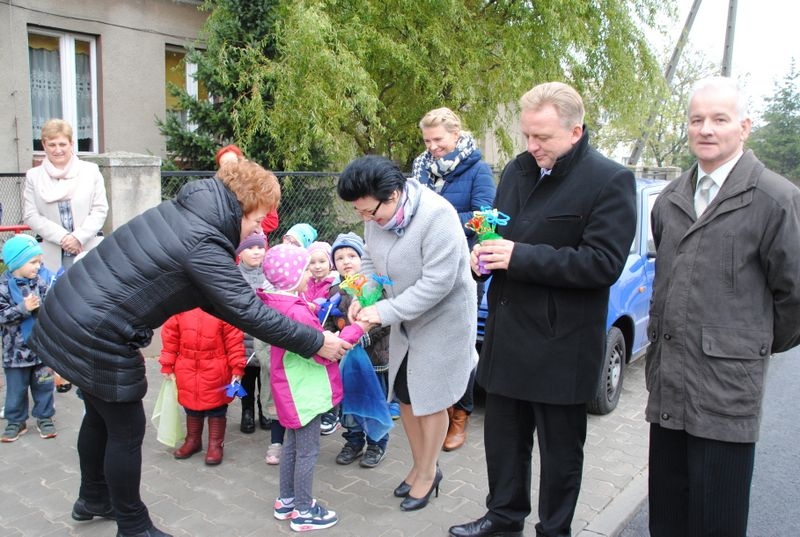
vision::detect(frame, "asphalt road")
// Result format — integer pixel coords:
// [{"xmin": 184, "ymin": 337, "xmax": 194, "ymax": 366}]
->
[{"xmin": 618, "ymin": 347, "xmax": 800, "ymax": 537}]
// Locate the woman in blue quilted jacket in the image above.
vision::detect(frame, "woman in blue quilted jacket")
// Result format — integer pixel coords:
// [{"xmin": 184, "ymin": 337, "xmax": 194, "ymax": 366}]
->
[{"xmin": 411, "ymin": 107, "xmax": 496, "ymax": 451}]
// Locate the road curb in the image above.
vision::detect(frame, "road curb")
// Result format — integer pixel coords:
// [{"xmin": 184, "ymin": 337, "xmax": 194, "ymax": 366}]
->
[{"xmin": 577, "ymin": 469, "xmax": 648, "ymax": 537}]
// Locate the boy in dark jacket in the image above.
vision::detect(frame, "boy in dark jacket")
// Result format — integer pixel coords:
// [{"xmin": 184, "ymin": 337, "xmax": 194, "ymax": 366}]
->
[{"xmin": 322, "ymin": 232, "xmax": 392, "ymax": 468}]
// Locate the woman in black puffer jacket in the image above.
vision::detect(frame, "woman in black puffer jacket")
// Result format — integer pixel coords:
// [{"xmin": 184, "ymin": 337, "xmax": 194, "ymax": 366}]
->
[{"xmin": 29, "ymin": 160, "xmax": 351, "ymax": 537}]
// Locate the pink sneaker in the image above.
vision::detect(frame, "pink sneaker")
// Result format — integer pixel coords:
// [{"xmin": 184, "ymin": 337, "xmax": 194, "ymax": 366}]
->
[
  {"xmin": 273, "ymin": 497, "xmax": 295, "ymax": 520},
  {"xmin": 265, "ymin": 443, "xmax": 282, "ymax": 465}
]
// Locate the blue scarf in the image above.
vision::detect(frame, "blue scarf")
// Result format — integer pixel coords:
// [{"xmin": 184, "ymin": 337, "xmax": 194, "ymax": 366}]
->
[
  {"xmin": 7, "ymin": 273, "xmax": 37, "ymax": 342},
  {"xmin": 411, "ymin": 133, "xmax": 479, "ymax": 192}
]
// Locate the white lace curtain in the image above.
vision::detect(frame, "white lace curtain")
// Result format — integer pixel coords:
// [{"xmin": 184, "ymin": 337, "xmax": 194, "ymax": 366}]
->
[
  {"xmin": 74, "ymin": 53, "xmax": 93, "ymax": 143},
  {"xmin": 29, "ymin": 46, "xmax": 93, "ymax": 144}
]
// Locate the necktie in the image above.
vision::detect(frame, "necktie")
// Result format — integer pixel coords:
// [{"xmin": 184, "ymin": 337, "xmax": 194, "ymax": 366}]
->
[{"xmin": 695, "ymin": 175, "xmax": 714, "ymax": 216}]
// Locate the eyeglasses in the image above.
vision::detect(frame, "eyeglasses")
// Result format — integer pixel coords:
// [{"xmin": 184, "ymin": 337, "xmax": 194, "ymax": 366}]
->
[{"xmin": 355, "ymin": 199, "xmax": 383, "ymax": 217}]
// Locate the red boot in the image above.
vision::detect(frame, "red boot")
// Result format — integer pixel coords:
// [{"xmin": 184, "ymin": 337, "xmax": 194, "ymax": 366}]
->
[
  {"xmin": 174, "ymin": 415, "xmax": 204, "ymax": 459},
  {"xmin": 205, "ymin": 416, "xmax": 226, "ymax": 465}
]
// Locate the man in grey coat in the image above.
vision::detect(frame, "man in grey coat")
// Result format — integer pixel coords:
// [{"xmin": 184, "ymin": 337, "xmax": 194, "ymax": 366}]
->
[{"xmin": 645, "ymin": 76, "xmax": 800, "ymax": 537}]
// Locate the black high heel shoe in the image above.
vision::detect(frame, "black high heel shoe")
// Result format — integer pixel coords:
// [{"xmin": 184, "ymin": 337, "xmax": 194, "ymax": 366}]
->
[
  {"xmin": 395, "ymin": 462, "xmax": 440, "ymax": 498},
  {"xmin": 399, "ymin": 468, "xmax": 443, "ymax": 511},
  {"xmin": 393, "ymin": 480, "xmax": 412, "ymax": 498}
]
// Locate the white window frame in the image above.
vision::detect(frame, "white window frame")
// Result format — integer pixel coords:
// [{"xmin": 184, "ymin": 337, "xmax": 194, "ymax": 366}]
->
[
  {"xmin": 165, "ymin": 46, "xmax": 211, "ymax": 132},
  {"xmin": 28, "ymin": 28, "xmax": 99, "ymax": 154}
]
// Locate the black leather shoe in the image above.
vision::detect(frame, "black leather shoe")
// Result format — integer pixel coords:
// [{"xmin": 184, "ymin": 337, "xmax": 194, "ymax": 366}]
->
[
  {"xmin": 393, "ymin": 480, "xmax": 412, "ymax": 497},
  {"xmin": 399, "ymin": 468, "xmax": 443, "ymax": 512},
  {"xmin": 240, "ymin": 409, "xmax": 255, "ymax": 434},
  {"xmin": 116, "ymin": 525, "xmax": 173, "ymax": 537},
  {"xmin": 71, "ymin": 498, "xmax": 115, "ymax": 521},
  {"xmin": 448, "ymin": 516, "xmax": 524, "ymax": 537},
  {"xmin": 394, "ymin": 461, "xmax": 440, "ymax": 497}
]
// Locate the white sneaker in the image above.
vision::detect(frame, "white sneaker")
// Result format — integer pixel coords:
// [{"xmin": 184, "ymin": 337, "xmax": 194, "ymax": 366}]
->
[
  {"xmin": 319, "ymin": 412, "xmax": 340, "ymax": 436},
  {"xmin": 289, "ymin": 500, "xmax": 338, "ymax": 532}
]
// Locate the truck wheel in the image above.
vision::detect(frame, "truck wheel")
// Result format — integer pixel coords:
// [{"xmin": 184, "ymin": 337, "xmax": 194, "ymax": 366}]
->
[{"xmin": 588, "ymin": 326, "xmax": 626, "ymax": 415}]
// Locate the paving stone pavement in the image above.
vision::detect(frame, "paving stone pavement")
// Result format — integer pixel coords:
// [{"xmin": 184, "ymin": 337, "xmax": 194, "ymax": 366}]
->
[{"xmin": 0, "ymin": 356, "xmax": 649, "ymax": 537}]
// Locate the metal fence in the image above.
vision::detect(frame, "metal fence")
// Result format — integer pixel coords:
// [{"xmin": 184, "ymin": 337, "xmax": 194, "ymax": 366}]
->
[
  {"xmin": 0, "ymin": 173, "xmax": 27, "ymax": 227},
  {"xmin": 1, "ymin": 165, "xmax": 680, "ymax": 247},
  {"xmin": 1, "ymin": 171, "xmax": 364, "ymax": 247},
  {"xmin": 161, "ymin": 171, "xmax": 364, "ymax": 245},
  {"xmin": 0, "ymin": 173, "xmax": 36, "ymax": 243}
]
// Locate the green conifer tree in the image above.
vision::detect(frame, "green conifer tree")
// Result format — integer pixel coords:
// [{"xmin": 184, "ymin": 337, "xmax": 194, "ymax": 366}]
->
[{"xmin": 749, "ymin": 63, "xmax": 800, "ymax": 183}]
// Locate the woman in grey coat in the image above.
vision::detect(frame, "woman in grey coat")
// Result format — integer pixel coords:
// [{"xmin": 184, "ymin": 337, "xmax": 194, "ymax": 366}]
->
[{"xmin": 337, "ymin": 155, "xmax": 477, "ymax": 512}]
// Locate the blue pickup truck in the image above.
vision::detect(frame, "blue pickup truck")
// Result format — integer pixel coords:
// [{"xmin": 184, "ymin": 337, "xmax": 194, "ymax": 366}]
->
[{"xmin": 476, "ymin": 178, "xmax": 668, "ymax": 414}]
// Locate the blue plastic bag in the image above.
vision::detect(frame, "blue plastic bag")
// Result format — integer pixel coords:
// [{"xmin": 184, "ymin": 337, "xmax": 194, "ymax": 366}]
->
[{"xmin": 340, "ymin": 345, "xmax": 393, "ymax": 440}]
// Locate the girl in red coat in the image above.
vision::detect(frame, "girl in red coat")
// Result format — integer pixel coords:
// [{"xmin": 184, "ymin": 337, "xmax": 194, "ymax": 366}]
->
[{"xmin": 159, "ymin": 308, "xmax": 246, "ymax": 465}]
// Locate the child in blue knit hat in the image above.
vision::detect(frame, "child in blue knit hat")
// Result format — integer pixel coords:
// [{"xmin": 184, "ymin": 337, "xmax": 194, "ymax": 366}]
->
[
  {"xmin": 321, "ymin": 232, "xmax": 393, "ymax": 468},
  {"xmin": 0, "ymin": 235, "xmax": 58, "ymax": 442}
]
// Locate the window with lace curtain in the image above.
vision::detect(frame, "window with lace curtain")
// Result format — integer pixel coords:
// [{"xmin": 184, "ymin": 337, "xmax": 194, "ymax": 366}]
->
[{"xmin": 28, "ymin": 29, "xmax": 98, "ymax": 153}]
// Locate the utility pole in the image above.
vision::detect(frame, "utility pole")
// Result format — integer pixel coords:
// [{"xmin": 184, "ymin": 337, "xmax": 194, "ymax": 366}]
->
[
  {"xmin": 721, "ymin": 0, "xmax": 738, "ymax": 75},
  {"xmin": 628, "ymin": 0, "xmax": 703, "ymax": 166}
]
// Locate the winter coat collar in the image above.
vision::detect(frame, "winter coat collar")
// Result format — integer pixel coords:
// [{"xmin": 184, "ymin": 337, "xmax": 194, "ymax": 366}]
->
[
  {"xmin": 511, "ymin": 126, "xmax": 590, "ymax": 181},
  {"xmin": 666, "ymin": 150, "xmax": 763, "ymax": 221},
  {"xmin": 414, "ymin": 145, "xmax": 485, "ymax": 187},
  {"xmin": 176, "ymin": 177, "xmax": 243, "ymax": 250}
]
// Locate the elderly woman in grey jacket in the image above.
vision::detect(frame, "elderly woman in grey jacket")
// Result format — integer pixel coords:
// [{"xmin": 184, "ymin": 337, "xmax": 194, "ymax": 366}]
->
[{"xmin": 337, "ymin": 155, "xmax": 477, "ymax": 512}]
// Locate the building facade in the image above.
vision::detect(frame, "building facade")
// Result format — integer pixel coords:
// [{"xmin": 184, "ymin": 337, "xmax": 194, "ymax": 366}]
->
[{"xmin": 0, "ymin": 0, "xmax": 207, "ymax": 172}]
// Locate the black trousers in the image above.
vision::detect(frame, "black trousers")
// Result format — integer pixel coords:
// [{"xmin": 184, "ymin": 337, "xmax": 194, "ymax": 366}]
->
[
  {"xmin": 78, "ymin": 392, "xmax": 152, "ymax": 534},
  {"xmin": 484, "ymin": 393, "xmax": 587, "ymax": 537},
  {"xmin": 648, "ymin": 423, "xmax": 755, "ymax": 537},
  {"xmin": 453, "ymin": 366, "xmax": 477, "ymax": 413},
  {"xmin": 240, "ymin": 364, "xmax": 261, "ymax": 414}
]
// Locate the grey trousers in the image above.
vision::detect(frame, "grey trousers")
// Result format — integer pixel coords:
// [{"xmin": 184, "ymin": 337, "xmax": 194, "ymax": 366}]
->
[{"xmin": 279, "ymin": 414, "xmax": 322, "ymax": 512}]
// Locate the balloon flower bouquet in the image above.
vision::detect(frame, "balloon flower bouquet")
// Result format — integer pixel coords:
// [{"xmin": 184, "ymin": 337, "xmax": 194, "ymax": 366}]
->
[{"xmin": 465, "ymin": 207, "xmax": 510, "ymax": 274}]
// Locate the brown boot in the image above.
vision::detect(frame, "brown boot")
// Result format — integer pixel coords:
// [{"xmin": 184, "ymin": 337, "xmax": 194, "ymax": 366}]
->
[
  {"xmin": 174, "ymin": 415, "xmax": 204, "ymax": 459},
  {"xmin": 443, "ymin": 408, "xmax": 469, "ymax": 451},
  {"xmin": 205, "ymin": 416, "xmax": 226, "ymax": 465}
]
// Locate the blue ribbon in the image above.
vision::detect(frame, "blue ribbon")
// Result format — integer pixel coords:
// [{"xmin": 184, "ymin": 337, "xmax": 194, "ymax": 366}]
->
[
  {"xmin": 478, "ymin": 206, "xmax": 511, "ymax": 227},
  {"xmin": 371, "ymin": 274, "xmax": 394, "ymax": 287}
]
